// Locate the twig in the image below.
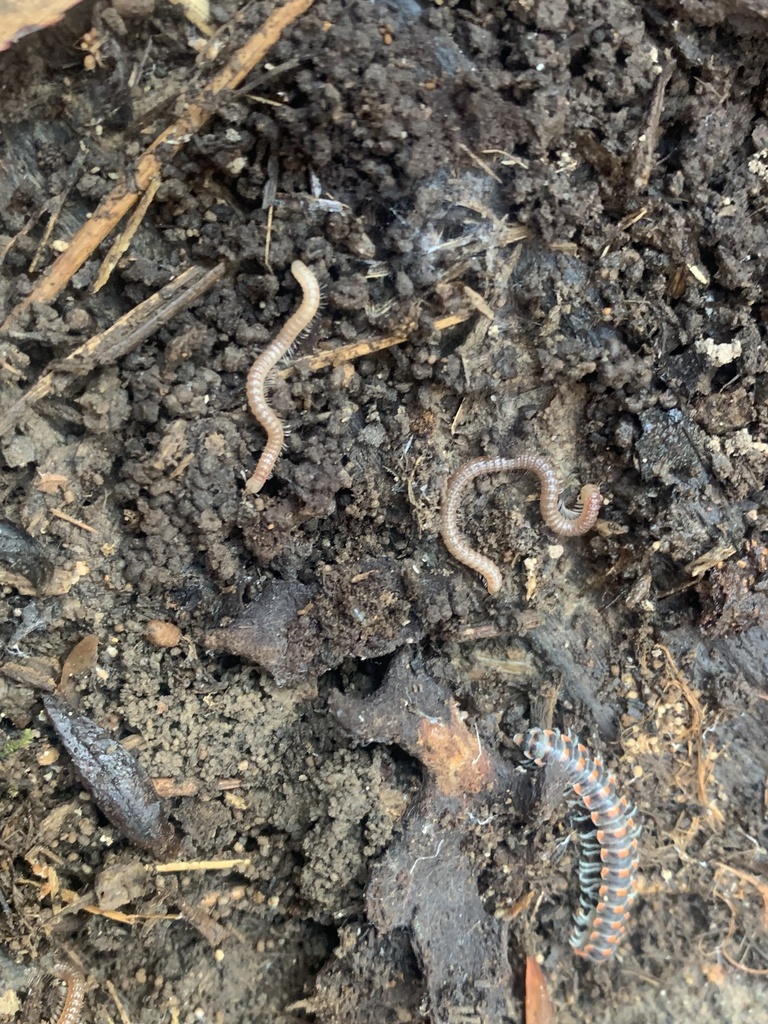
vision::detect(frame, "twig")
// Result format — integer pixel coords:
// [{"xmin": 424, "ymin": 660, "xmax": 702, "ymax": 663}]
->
[
  {"xmin": 0, "ymin": 262, "xmax": 228, "ymax": 437},
  {"xmin": 92, "ymin": 172, "xmax": 162, "ymax": 293},
  {"xmin": 105, "ymin": 979, "xmax": 134, "ymax": 1024},
  {"xmin": 155, "ymin": 858, "xmax": 252, "ymax": 872},
  {"xmin": 0, "ymin": 0, "xmax": 316, "ymax": 328},
  {"xmin": 281, "ymin": 311, "xmax": 472, "ymax": 377},
  {"xmin": 631, "ymin": 63, "xmax": 675, "ymax": 190},
  {"xmin": 457, "ymin": 142, "xmax": 502, "ymax": 184},
  {"xmin": 49, "ymin": 509, "xmax": 97, "ymax": 534}
]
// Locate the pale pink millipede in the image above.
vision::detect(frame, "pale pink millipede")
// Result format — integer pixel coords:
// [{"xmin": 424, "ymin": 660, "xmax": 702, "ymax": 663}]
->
[
  {"xmin": 440, "ymin": 453, "xmax": 602, "ymax": 594},
  {"xmin": 51, "ymin": 957, "xmax": 86, "ymax": 1024},
  {"xmin": 245, "ymin": 260, "xmax": 320, "ymax": 494}
]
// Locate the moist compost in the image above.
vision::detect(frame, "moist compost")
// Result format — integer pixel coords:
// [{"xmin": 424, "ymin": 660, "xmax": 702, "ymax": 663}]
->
[{"xmin": 1, "ymin": 1, "xmax": 768, "ymax": 1022}]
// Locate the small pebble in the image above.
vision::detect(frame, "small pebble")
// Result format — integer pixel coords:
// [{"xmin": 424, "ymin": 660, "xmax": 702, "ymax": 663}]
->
[{"xmin": 145, "ymin": 620, "xmax": 182, "ymax": 647}]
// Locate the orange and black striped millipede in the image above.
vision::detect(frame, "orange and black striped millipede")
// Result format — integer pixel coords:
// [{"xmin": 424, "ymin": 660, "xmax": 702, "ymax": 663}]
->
[{"xmin": 513, "ymin": 727, "xmax": 641, "ymax": 962}]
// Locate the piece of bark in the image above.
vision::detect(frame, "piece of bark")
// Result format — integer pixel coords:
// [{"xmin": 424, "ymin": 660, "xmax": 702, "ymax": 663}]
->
[
  {"xmin": 328, "ymin": 651, "xmax": 518, "ymax": 1024},
  {"xmin": 43, "ymin": 694, "xmax": 179, "ymax": 859},
  {"xmin": 206, "ymin": 559, "xmax": 422, "ymax": 686}
]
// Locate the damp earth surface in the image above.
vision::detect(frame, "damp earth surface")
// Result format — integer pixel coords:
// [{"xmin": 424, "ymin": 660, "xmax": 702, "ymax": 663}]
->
[{"xmin": 1, "ymin": 1, "xmax": 768, "ymax": 1022}]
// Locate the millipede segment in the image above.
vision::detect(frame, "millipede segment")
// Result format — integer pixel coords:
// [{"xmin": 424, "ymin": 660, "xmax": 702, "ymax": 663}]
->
[{"xmin": 513, "ymin": 726, "xmax": 641, "ymax": 963}]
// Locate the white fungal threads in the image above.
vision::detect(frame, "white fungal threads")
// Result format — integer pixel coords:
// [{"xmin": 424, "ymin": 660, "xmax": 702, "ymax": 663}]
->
[{"xmin": 245, "ymin": 260, "xmax": 320, "ymax": 494}]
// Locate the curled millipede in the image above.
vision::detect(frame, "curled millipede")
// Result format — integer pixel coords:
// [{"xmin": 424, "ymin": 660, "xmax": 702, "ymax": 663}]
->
[
  {"xmin": 513, "ymin": 727, "xmax": 641, "ymax": 963},
  {"xmin": 440, "ymin": 454, "xmax": 602, "ymax": 594},
  {"xmin": 245, "ymin": 260, "xmax": 321, "ymax": 494},
  {"xmin": 51, "ymin": 957, "xmax": 86, "ymax": 1024}
]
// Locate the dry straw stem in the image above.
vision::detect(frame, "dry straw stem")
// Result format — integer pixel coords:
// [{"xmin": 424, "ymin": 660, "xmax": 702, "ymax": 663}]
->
[
  {"xmin": 91, "ymin": 172, "xmax": 162, "ymax": 294},
  {"xmin": 0, "ymin": 262, "xmax": 227, "ymax": 436},
  {"xmin": 155, "ymin": 857, "xmax": 253, "ymax": 872},
  {"xmin": 104, "ymin": 978, "xmax": 133, "ymax": 1024},
  {"xmin": 280, "ymin": 312, "xmax": 472, "ymax": 378},
  {"xmin": 0, "ymin": 0, "xmax": 315, "ymax": 330},
  {"xmin": 48, "ymin": 508, "xmax": 97, "ymax": 533},
  {"xmin": 22, "ymin": 874, "xmax": 179, "ymax": 925}
]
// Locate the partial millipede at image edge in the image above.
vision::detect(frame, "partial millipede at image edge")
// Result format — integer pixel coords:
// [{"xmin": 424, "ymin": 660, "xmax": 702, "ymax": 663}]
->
[
  {"xmin": 245, "ymin": 260, "xmax": 321, "ymax": 494},
  {"xmin": 440, "ymin": 453, "xmax": 602, "ymax": 594},
  {"xmin": 514, "ymin": 727, "xmax": 641, "ymax": 963},
  {"xmin": 51, "ymin": 957, "xmax": 86, "ymax": 1024}
]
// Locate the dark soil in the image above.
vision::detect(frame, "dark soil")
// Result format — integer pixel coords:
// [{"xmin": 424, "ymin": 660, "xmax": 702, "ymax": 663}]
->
[{"xmin": 1, "ymin": 1, "xmax": 768, "ymax": 1021}]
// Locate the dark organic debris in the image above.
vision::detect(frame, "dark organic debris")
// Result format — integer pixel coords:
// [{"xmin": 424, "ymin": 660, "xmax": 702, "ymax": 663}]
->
[
  {"xmin": 516, "ymin": 610, "xmax": 619, "ymax": 742},
  {"xmin": 698, "ymin": 540, "xmax": 768, "ymax": 636},
  {"xmin": 293, "ymin": 927, "xmax": 422, "ymax": 1022},
  {"xmin": 0, "ymin": 519, "xmax": 53, "ymax": 589},
  {"xmin": 43, "ymin": 694, "xmax": 179, "ymax": 859},
  {"xmin": 205, "ymin": 559, "xmax": 422, "ymax": 686},
  {"xmin": 326, "ymin": 650, "xmax": 517, "ymax": 1024},
  {"xmin": 205, "ymin": 579, "xmax": 314, "ymax": 682}
]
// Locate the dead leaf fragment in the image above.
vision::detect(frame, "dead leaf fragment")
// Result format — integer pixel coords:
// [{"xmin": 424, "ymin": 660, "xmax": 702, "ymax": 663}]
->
[
  {"xmin": 60, "ymin": 634, "xmax": 99, "ymax": 701},
  {"xmin": 36, "ymin": 472, "xmax": 69, "ymax": 495},
  {"xmin": 95, "ymin": 861, "xmax": 149, "ymax": 910},
  {"xmin": 525, "ymin": 955, "xmax": 555, "ymax": 1024}
]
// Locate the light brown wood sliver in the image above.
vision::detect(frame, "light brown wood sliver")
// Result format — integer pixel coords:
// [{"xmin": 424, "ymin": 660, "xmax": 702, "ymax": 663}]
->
[
  {"xmin": 93, "ymin": 172, "xmax": 162, "ymax": 293},
  {"xmin": 49, "ymin": 509, "xmax": 97, "ymax": 534},
  {"xmin": 281, "ymin": 312, "xmax": 472, "ymax": 378}
]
